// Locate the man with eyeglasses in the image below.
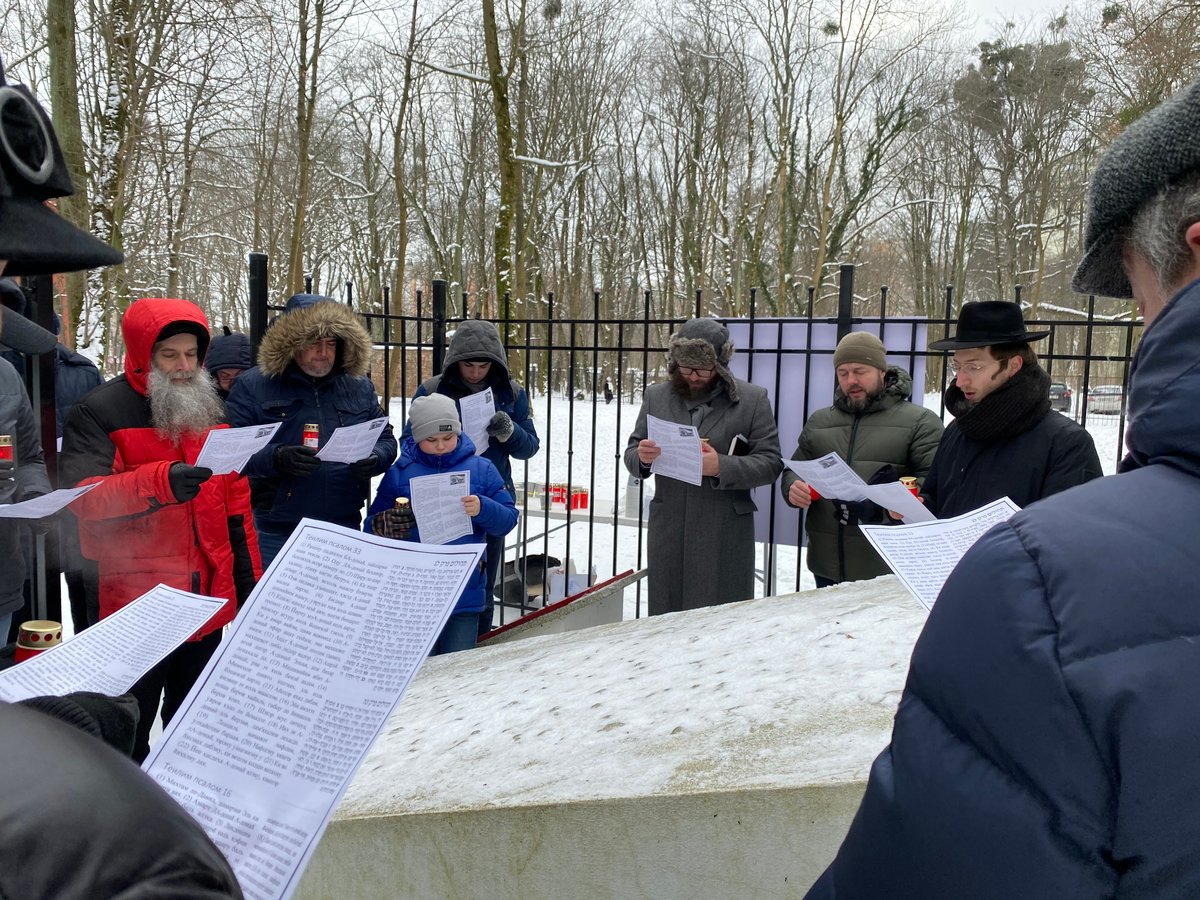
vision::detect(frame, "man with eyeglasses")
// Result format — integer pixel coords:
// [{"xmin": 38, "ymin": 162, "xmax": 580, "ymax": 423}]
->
[
  {"xmin": 782, "ymin": 331, "xmax": 943, "ymax": 586},
  {"xmin": 914, "ymin": 300, "xmax": 1101, "ymax": 519},
  {"xmin": 624, "ymin": 317, "xmax": 782, "ymax": 615},
  {"xmin": 808, "ymin": 80, "xmax": 1200, "ymax": 898}
]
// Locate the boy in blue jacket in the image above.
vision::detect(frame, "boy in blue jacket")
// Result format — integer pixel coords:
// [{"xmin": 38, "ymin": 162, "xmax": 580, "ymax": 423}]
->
[{"xmin": 365, "ymin": 394, "xmax": 518, "ymax": 655}]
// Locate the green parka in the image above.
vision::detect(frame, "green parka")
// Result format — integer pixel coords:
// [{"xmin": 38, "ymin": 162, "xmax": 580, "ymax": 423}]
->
[{"xmin": 782, "ymin": 367, "xmax": 943, "ymax": 583}]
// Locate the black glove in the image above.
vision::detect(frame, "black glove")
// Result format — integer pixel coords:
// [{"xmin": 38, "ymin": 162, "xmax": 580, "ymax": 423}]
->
[
  {"xmin": 835, "ymin": 499, "xmax": 880, "ymax": 528},
  {"xmin": 274, "ymin": 445, "xmax": 321, "ymax": 477},
  {"xmin": 0, "ymin": 459, "xmax": 12, "ymax": 481},
  {"xmin": 371, "ymin": 504, "xmax": 416, "ymax": 540},
  {"xmin": 486, "ymin": 411, "xmax": 515, "ymax": 442},
  {"xmin": 168, "ymin": 464, "xmax": 213, "ymax": 503},
  {"xmin": 350, "ymin": 455, "xmax": 378, "ymax": 480}
]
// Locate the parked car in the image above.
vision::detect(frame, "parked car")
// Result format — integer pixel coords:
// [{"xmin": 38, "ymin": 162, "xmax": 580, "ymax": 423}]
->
[
  {"xmin": 1048, "ymin": 382, "xmax": 1072, "ymax": 413},
  {"xmin": 1088, "ymin": 384, "xmax": 1125, "ymax": 415}
]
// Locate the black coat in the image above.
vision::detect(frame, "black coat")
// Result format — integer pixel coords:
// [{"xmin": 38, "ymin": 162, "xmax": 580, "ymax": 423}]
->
[
  {"xmin": 922, "ymin": 384, "xmax": 1101, "ymax": 518},
  {"xmin": 0, "ymin": 702, "xmax": 243, "ymax": 898},
  {"xmin": 807, "ymin": 278, "xmax": 1200, "ymax": 898}
]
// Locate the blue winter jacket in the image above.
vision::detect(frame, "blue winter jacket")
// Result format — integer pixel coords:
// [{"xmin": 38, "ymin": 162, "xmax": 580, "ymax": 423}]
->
[
  {"xmin": 405, "ymin": 319, "xmax": 538, "ymax": 493},
  {"xmin": 364, "ymin": 433, "xmax": 518, "ymax": 615},
  {"xmin": 806, "ymin": 278, "xmax": 1200, "ymax": 899}
]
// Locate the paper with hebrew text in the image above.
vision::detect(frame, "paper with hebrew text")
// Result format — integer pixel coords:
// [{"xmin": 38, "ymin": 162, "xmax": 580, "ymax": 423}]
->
[
  {"xmin": 458, "ymin": 387, "xmax": 495, "ymax": 456},
  {"xmin": 408, "ymin": 470, "xmax": 473, "ymax": 544},
  {"xmin": 646, "ymin": 414, "xmax": 703, "ymax": 485},
  {"xmin": 142, "ymin": 519, "xmax": 484, "ymax": 900},
  {"xmin": 0, "ymin": 483, "xmax": 98, "ymax": 519},
  {"xmin": 315, "ymin": 417, "xmax": 390, "ymax": 464},
  {"xmin": 859, "ymin": 497, "xmax": 1021, "ymax": 610},
  {"xmin": 195, "ymin": 423, "xmax": 282, "ymax": 475},
  {"xmin": 0, "ymin": 584, "xmax": 225, "ymax": 701}
]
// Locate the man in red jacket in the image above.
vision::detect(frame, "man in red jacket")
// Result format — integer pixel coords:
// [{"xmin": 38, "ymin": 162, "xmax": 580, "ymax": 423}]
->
[{"xmin": 61, "ymin": 297, "xmax": 262, "ymax": 761}]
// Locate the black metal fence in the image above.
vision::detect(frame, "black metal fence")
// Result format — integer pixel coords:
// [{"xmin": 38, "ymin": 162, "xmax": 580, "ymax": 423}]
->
[{"xmin": 249, "ymin": 260, "xmax": 1140, "ymax": 622}]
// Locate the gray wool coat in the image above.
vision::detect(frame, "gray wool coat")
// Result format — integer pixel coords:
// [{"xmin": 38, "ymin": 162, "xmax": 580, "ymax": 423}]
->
[{"xmin": 623, "ymin": 378, "xmax": 782, "ymax": 615}]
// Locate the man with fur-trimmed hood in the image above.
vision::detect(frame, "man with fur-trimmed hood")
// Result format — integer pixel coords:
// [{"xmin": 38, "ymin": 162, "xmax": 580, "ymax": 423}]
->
[
  {"xmin": 226, "ymin": 293, "xmax": 397, "ymax": 566},
  {"xmin": 623, "ymin": 318, "xmax": 782, "ymax": 615}
]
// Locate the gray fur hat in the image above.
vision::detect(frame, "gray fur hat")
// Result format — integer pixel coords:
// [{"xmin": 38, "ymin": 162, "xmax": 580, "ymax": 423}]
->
[
  {"xmin": 1073, "ymin": 78, "xmax": 1200, "ymax": 299},
  {"xmin": 667, "ymin": 317, "xmax": 739, "ymax": 400},
  {"xmin": 409, "ymin": 393, "xmax": 461, "ymax": 443},
  {"xmin": 669, "ymin": 318, "xmax": 734, "ymax": 370}
]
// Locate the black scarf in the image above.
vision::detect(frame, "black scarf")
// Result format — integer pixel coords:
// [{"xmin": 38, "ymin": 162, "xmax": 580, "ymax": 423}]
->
[{"xmin": 946, "ymin": 364, "xmax": 1051, "ymax": 442}]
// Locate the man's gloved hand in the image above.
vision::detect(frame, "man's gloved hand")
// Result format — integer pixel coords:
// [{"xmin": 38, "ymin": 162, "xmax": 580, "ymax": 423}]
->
[
  {"xmin": 350, "ymin": 455, "xmax": 378, "ymax": 480},
  {"xmin": 168, "ymin": 464, "xmax": 213, "ymax": 503},
  {"xmin": 371, "ymin": 504, "xmax": 416, "ymax": 540},
  {"xmin": 274, "ymin": 445, "xmax": 320, "ymax": 477},
  {"xmin": 486, "ymin": 411, "xmax": 515, "ymax": 442},
  {"xmin": 835, "ymin": 499, "xmax": 880, "ymax": 528},
  {"xmin": 0, "ymin": 459, "xmax": 13, "ymax": 481}
]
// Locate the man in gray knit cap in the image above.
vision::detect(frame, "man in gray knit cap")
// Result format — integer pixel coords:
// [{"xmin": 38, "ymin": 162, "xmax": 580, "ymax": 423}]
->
[
  {"xmin": 783, "ymin": 331, "xmax": 942, "ymax": 586},
  {"xmin": 623, "ymin": 318, "xmax": 781, "ymax": 615},
  {"xmin": 807, "ymin": 79, "xmax": 1200, "ymax": 898}
]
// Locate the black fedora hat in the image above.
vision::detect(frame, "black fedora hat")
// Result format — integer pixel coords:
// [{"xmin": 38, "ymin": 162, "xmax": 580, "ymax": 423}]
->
[
  {"xmin": 929, "ymin": 301, "xmax": 1050, "ymax": 351},
  {"xmin": 0, "ymin": 59, "xmax": 123, "ymax": 276}
]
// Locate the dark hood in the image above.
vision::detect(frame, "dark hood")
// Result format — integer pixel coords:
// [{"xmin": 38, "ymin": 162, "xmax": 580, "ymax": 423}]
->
[
  {"xmin": 442, "ymin": 319, "xmax": 511, "ymax": 380},
  {"xmin": 1122, "ymin": 277, "xmax": 1200, "ymax": 479}
]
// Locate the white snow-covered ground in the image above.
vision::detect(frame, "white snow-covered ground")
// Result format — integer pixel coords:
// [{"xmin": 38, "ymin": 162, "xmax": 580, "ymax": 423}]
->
[
  {"xmin": 343, "ymin": 576, "xmax": 925, "ymax": 816},
  {"xmin": 387, "ymin": 389, "xmax": 1127, "ymax": 627}
]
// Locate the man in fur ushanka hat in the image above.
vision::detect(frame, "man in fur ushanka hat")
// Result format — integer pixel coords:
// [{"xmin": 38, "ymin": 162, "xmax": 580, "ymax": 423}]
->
[
  {"xmin": 623, "ymin": 318, "xmax": 782, "ymax": 616},
  {"xmin": 225, "ymin": 293, "xmax": 397, "ymax": 566}
]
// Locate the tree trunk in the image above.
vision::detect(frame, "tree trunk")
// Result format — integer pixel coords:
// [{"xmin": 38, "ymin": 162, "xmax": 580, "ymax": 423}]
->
[{"xmin": 46, "ymin": 0, "xmax": 91, "ymax": 347}]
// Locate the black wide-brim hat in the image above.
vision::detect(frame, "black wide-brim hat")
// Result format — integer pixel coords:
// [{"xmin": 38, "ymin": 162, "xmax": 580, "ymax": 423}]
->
[
  {"xmin": 928, "ymin": 300, "xmax": 1050, "ymax": 350},
  {"xmin": 0, "ymin": 197, "xmax": 124, "ymax": 276},
  {"xmin": 0, "ymin": 61, "xmax": 123, "ymax": 276}
]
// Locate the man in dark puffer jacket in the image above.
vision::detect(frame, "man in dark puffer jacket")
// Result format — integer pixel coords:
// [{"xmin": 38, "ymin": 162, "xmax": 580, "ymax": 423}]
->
[
  {"xmin": 807, "ymin": 77, "xmax": 1200, "ymax": 900},
  {"xmin": 226, "ymin": 293, "xmax": 397, "ymax": 567},
  {"xmin": 782, "ymin": 332, "xmax": 943, "ymax": 585}
]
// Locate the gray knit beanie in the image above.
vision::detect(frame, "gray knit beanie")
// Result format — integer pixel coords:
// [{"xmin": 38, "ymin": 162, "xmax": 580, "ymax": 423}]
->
[
  {"xmin": 409, "ymin": 393, "xmax": 461, "ymax": 443},
  {"xmin": 833, "ymin": 332, "xmax": 887, "ymax": 371},
  {"xmin": 1073, "ymin": 77, "xmax": 1200, "ymax": 299}
]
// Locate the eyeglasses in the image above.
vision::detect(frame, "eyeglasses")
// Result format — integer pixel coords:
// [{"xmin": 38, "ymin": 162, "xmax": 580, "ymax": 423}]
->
[
  {"xmin": 948, "ymin": 361, "xmax": 997, "ymax": 377},
  {"xmin": 677, "ymin": 365, "xmax": 715, "ymax": 378}
]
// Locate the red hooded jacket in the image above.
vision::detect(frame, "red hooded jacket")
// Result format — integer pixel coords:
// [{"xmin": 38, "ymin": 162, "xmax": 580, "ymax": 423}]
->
[{"xmin": 60, "ymin": 298, "xmax": 261, "ymax": 635}]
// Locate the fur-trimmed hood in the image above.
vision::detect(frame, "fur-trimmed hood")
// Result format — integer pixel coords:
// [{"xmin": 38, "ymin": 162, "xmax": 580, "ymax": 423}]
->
[{"xmin": 257, "ymin": 299, "xmax": 373, "ymax": 378}]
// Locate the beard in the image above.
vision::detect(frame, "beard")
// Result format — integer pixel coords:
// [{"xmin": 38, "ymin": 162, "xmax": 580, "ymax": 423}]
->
[
  {"xmin": 148, "ymin": 366, "xmax": 224, "ymax": 441},
  {"xmin": 843, "ymin": 388, "xmax": 882, "ymax": 412},
  {"xmin": 670, "ymin": 368, "xmax": 719, "ymax": 401}
]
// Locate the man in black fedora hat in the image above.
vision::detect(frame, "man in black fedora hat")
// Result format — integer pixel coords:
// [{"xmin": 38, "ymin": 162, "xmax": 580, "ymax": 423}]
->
[
  {"xmin": 913, "ymin": 299, "xmax": 1101, "ymax": 519},
  {"xmin": 807, "ymin": 80, "xmax": 1200, "ymax": 899}
]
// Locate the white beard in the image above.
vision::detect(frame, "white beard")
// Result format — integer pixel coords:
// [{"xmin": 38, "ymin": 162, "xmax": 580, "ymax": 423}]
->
[{"xmin": 148, "ymin": 366, "xmax": 224, "ymax": 442}]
